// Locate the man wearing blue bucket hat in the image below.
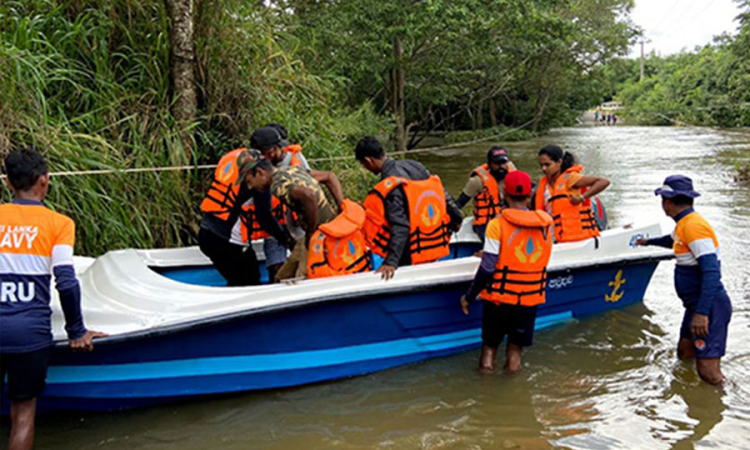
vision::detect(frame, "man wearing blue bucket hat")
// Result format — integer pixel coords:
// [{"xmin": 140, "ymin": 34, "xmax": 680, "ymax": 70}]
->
[{"xmin": 636, "ymin": 175, "xmax": 731, "ymax": 385}]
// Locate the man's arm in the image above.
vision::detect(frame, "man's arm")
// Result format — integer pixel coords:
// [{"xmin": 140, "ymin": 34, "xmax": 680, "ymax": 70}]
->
[
  {"xmin": 444, "ymin": 189, "xmax": 464, "ymax": 232},
  {"xmin": 696, "ymin": 254, "xmax": 721, "ymax": 316},
  {"xmin": 311, "ymin": 169, "xmax": 345, "ymax": 207},
  {"xmin": 383, "ymin": 189, "xmax": 410, "ymax": 269},
  {"xmin": 460, "ymin": 221, "xmax": 500, "ymax": 314},
  {"xmin": 252, "ymin": 190, "xmax": 291, "ymax": 246},
  {"xmin": 635, "ymin": 234, "xmax": 674, "ymax": 248},
  {"xmin": 290, "ymin": 185, "xmax": 320, "ymax": 245},
  {"xmin": 52, "ymin": 222, "xmax": 106, "ymax": 350}
]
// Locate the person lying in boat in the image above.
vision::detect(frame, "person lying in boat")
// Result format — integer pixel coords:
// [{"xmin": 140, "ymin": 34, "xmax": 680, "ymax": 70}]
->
[
  {"xmin": 240, "ymin": 155, "xmax": 370, "ymax": 280},
  {"xmin": 355, "ymin": 136, "xmax": 463, "ymax": 280},
  {"xmin": 534, "ymin": 145, "xmax": 610, "ymax": 243},
  {"xmin": 199, "ymin": 148, "xmax": 293, "ymax": 286},
  {"xmin": 247, "ymin": 125, "xmax": 345, "ymax": 281},
  {"xmin": 455, "ymin": 145, "xmax": 517, "ymax": 243},
  {"xmin": 635, "ymin": 175, "xmax": 731, "ymax": 385},
  {"xmin": 460, "ymin": 171, "xmax": 553, "ymax": 374},
  {"xmin": 1, "ymin": 147, "xmax": 107, "ymax": 450}
]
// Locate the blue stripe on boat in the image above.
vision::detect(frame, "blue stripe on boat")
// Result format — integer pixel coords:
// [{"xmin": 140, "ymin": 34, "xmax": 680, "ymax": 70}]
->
[{"xmin": 49, "ymin": 311, "xmax": 573, "ymax": 384}]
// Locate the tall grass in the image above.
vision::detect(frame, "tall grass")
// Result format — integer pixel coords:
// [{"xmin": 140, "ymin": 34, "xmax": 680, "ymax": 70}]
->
[{"xmin": 1, "ymin": 0, "xmax": 388, "ymax": 256}]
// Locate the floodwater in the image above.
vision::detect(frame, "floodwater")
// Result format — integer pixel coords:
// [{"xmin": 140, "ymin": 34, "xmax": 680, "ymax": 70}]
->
[{"xmin": 4, "ymin": 126, "xmax": 750, "ymax": 449}]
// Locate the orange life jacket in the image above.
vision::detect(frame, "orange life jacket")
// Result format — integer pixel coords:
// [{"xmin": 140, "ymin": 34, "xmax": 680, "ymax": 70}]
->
[
  {"xmin": 308, "ymin": 199, "xmax": 372, "ymax": 279},
  {"xmin": 239, "ymin": 196, "xmax": 287, "ymax": 242},
  {"xmin": 200, "ymin": 149, "xmax": 246, "ymax": 221},
  {"xmin": 534, "ymin": 164, "xmax": 599, "ymax": 243},
  {"xmin": 240, "ymin": 145, "xmax": 304, "ymax": 241},
  {"xmin": 362, "ymin": 175, "xmax": 451, "ymax": 265},
  {"xmin": 284, "ymin": 144, "xmax": 304, "ymax": 167},
  {"xmin": 480, "ymin": 209, "xmax": 554, "ymax": 306},
  {"xmin": 471, "ymin": 164, "xmax": 503, "ymax": 226}
]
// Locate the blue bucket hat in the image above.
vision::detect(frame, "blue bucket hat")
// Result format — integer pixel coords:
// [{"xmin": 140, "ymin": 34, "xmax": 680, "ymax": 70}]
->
[{"xmin": 654, "ymin": 175, "xmax": 701, "ymax": 198}]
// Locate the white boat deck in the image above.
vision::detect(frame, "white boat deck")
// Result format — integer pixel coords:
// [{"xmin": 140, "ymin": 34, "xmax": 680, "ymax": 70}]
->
[{"xmin": 51, "ymin": 221, "xmax": 673, "ymax": 341}]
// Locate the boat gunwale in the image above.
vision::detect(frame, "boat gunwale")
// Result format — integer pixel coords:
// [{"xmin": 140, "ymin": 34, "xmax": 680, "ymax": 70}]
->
[{"xmin": 54, "ymin": 251, "xmax": 673, "ymax": 349}]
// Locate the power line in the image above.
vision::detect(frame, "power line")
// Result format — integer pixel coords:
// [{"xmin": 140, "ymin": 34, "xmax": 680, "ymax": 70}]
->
[
  {"xmin": 656, "ymin": 0, "xmax": 720, "ymax": 43},
  {"xmin": 0, "ymin": 120, "xmax": 537, "ymax": 179},
  {"xmin": 646, "ymin": 0, "xmax": 685, "ymax": 39}
]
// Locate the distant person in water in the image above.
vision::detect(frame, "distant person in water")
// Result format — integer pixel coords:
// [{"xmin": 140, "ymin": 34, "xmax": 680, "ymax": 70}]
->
[
  {"xmin": 461, "ymin": 171, "xmax": 553, "ymax": 374},
  {"xmin": 612, "ymin": 113, "xmax": 618, "ymax": 125},
  {"xmin": 534, "ymin": 145, "xmax": 610, "ymax": 243},
  {"xmin": 594, "ymin": 110, "xmax": 600, "ymax": 123},
  {"xmin": 635, "ymin": 175, "xmax": 731, "ymax": 385},
  {"xmin": 456, "ymin": 146, "xmax": 517, "ymax": 242}
]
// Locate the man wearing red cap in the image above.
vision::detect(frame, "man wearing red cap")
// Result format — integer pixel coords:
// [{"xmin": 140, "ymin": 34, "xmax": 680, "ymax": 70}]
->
[{"xmin": 460, "ymin": 171, "xmax": 553, "ymax": 374}]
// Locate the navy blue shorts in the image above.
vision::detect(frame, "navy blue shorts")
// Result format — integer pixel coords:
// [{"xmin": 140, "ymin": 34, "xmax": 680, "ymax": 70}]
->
[
  {"xmin": 679, "ymin": 293, "xmax": 732, "ymax": 359},
  {"xmin": 481, "ymin": 301, "xmax": 538, "ymax": 348},
  {"xmin": 0, "ymin": 346, "xmax": 51, "ymax": 402}
]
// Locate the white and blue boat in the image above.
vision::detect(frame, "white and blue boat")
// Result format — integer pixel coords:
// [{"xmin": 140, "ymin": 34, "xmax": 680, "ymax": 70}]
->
[{"xmin": 33, "ymin": 220, "xmax": 671, "ymax": 411}]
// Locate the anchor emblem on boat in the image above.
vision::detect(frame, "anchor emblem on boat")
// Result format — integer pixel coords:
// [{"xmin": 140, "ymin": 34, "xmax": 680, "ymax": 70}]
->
[{"xmin": 605, "ymin": 269, "xmax": 626, "ymax": 302}]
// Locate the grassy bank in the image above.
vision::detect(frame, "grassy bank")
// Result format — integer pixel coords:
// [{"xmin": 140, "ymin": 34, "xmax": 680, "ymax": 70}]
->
[{"xmin": 0, "ymin": 0, "xmax": 387, "ymax": 256}]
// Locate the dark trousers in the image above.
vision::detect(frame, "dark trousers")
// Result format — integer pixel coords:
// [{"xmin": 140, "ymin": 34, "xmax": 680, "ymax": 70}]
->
[{"xmin": 198, "ymin": 227, "xmax": 260, "ymax": 286}]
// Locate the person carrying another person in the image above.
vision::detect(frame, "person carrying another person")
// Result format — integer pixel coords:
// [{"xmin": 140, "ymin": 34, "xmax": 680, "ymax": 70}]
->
[
  {"xmin": 199, "ymin": 147, "xmax": 292, "ymax": 286},
  {"xmin": 456, "ymin": 145, "xmax": 517, "ymax": 242},
  {"xmin": 240, "ymin": 153, "xmax": 368, "ymax": 281},
  {"xmin": 459, "ymin": 171, "xmax": 553, "ymax": 374},
  {"xmin": 355, "ymin": 136, "xmax": 463, "ymax": 280},
  {"xmin": 1, "ymin": 147, "xmax": 106, "ymax": 450},
  {"xmin": 635, "ymin": 175, "xmax": 731, "ymax": 385},
  {"xmin": 535, "ymin": 144, "xmax": 610, "ymax": 243},
  {"xmin": 250, "ymin": 125, "xmax": 346, "ymax": 279}
]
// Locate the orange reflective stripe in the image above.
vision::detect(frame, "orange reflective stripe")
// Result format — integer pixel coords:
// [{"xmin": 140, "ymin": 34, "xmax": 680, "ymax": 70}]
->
[
  {"xmin": 362, "ymin": 175, "xmax": 451, "ymax": 264},
  {"xmin": 308, "ymin": 200, "xmax": 372, "ymax": 279},
  {"xmin": 471, "ymin": 164, "xmax": 502, "ymax": 226},
  {"xmin": 535, "ymin": 165, "xmax": 599, "ymax": 243},
  {"xmin": 480, "ymin": 209, "xmax": 553, "ymax": 306}
]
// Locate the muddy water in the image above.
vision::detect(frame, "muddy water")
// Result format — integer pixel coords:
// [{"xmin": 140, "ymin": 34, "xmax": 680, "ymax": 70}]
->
[{"xmin": 7, "ymin": 126, "xmax": 750, "ymax": 449}]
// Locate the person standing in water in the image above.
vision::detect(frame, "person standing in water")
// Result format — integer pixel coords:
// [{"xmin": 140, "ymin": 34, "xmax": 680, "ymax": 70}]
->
[
  {"xmin": 534, "ymin": 145, "xmax": 610, "ymax": 243},
  {"xmin": 635, "ymin": 175, "xmax": 731, "ymax": 385},
  {"xmin": 1, "ymin": 147, "xmax": 107, "ymax": 450},
  {"xmin": 460, "ymin": 171, "xmax": 553, "ymax": 374}
]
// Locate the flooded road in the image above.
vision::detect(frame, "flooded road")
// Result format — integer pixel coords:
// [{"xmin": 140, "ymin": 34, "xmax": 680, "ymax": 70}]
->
[{"xmin": 7, "ymin": 126, "xmax": 750, "ymax": 449}]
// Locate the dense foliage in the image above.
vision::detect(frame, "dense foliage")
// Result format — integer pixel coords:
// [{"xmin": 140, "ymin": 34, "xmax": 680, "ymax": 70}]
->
[
  {"xmin": 0, "ymin": 0, "xmax": 636, "ymax": 254},
  {"xmin": 608, "ymin": 1, "xmax": 750, "ymax": 127}
]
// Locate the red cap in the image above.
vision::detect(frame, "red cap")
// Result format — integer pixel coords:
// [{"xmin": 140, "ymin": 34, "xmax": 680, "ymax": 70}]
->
[{"xmin": 504, "ymin": 170, "xmax": 532, "ymax": 196}]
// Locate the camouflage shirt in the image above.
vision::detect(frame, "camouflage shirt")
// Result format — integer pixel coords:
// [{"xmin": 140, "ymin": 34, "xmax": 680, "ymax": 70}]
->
[{"xmin": 271, "ymin": 166, "xmax": 337, "ymax": 234}]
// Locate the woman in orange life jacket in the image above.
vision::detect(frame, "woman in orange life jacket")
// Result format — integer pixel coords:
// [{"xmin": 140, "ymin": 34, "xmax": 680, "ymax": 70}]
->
[
  {"xmin": 199, "ymin": 148, "xmax": 292, "ymax": 286},
  {"xmin": 534, "ymin": 145, "xmax": 610, "ymax": 243},
  {"xmin": 355, "ymin": 136, "xmax": 464, "ymax": 280},
  {"xmin": 250, "ymin": 125, "xmax": 345, "ymax": 281},
  {"xmin": 455, "ymin": 145, "xmax": 517, "ymax": 243},
  {"xmin": 460, "ymin": 171, "xmax": 553, "ymax": 374}
]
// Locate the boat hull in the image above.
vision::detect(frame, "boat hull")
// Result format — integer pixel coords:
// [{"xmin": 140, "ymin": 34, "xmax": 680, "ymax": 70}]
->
[{"xmin": 38, "ymin": 258, "xmax": 660, "ymax": 411}]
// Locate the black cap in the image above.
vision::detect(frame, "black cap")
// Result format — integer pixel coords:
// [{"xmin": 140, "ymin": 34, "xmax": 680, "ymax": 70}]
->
[
  {"xmin": 250, "ymin": 126, "xmax": 283, "ymax": 151},
  {"xmin": 487, "ymin": 145, "xmax": 509, "ymax": 164},
  {"xmin": 265, "ymin": 122, "xmax": 290, "ymax": 147}
]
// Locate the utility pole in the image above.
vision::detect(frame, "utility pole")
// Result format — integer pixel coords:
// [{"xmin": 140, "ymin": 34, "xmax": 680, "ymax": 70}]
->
[{"xmin": 639, "ymin": 38, "xmax": 651, "ymax": 81}]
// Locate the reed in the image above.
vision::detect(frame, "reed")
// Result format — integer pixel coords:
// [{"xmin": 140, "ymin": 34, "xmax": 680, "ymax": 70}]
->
[{"xmin": 1, "ymin": 0, "xmax": 388, "ymax": 256}]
